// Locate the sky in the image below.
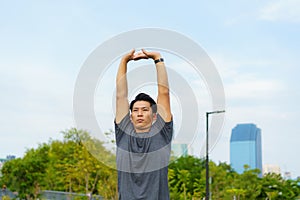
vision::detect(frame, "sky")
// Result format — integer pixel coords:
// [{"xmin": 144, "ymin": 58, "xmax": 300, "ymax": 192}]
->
[{"xmin": 1, "ymin": 1, "xmax": 300, "ymax": 178}]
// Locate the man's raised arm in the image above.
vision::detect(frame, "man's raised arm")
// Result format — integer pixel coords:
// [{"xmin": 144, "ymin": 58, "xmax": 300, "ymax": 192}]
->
[
  {"xmin": 115, "ymin": 50, "xmax": 135, "ymax": 123},
  {"xmin": 142, "ymin": 49, "xmax": 172, "ymax": 122}
]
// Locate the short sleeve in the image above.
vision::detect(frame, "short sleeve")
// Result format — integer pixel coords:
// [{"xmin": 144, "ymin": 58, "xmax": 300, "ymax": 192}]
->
[
  {"xmin": 154, "ymin": 114, "xmax": 173, "ymax": 143},
  {"xmin": 114, "ymin": 113, "xmax": 133, "ymax": 144}
]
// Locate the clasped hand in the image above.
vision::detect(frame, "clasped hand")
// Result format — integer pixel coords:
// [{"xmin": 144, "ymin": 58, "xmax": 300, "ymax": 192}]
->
[{"xmin": 123, "ymin": 49, "xmax": 161, "ymax": 62}]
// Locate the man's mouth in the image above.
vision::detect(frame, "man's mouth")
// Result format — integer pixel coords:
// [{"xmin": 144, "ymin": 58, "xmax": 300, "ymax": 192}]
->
[{"xmin": 137, "ymin": 119, "xmax": 144, "ymax": 123}]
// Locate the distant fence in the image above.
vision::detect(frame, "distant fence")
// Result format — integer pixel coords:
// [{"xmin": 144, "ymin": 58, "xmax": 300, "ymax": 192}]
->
[
  {"xmin": 1, "ymin": 189, "xmax": 103, "ymax": 200},
  {"xmin": 0, "ymin": 189, "xmax": 17, "ymax": 199},
  {"xmin": 41, "ymin": 190, "xmax": 103, "ymax": 200}
]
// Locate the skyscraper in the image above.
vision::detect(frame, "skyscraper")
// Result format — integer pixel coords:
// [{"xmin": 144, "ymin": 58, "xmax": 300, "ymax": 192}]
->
[
  {"xmin": 171, "ymin": 143, "xmax": 189, "ymax": 157},
  {"xmin": 230, "ymin": 123, "xmax": 262, "ymax": 177}
]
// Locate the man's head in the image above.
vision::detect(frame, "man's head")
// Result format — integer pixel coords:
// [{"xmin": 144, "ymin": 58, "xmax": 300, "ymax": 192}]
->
[
  {"xmin": 129, "ymin": 93, "xmax": 157, "ymax": 133},
  {"xmin": 130, "ymin": 93, "xmax": 157, "ymax": 113}
]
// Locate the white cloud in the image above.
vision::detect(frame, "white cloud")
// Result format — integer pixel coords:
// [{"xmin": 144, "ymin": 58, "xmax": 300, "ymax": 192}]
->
[{"xmin": 259, "ymin": 0, "xmax": 300, "ymax": 23}]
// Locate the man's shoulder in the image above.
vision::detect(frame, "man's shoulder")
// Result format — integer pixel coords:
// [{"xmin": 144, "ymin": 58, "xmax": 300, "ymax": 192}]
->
[
  {"xmin": 114, "ymin": 113, "xmax": 134, "ymax": 141},
  {"xmin": 115, "ymin": 112, "xmax": 130, "ymax": 125},
  {"xmin": 154, "ymin": 114, "xmax": 173, "ymax": 128}
]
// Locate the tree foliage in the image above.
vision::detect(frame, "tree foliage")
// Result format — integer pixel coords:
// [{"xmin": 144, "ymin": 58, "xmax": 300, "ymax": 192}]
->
[
  {"xmin": 0, "ymin": 128, "xmax": 117, "ymax": 199},
  {"xmin": 168, "ymin": 157, "xmax": 300, "ymax": 200},
  {"xmin": 1, "ymin": 131, "xmax": 299, "ymax": 200}
]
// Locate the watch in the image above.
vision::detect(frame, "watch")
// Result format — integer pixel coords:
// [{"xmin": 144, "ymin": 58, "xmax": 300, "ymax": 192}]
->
[{"xmin": 154, "ymin": 58, "xmax": 164, "ymax": 64}]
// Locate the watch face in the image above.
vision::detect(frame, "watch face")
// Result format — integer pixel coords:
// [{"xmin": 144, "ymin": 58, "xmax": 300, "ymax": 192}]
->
[{"xmin": 155, "ymin": 58, "xmax": 164, "ymax": 63}]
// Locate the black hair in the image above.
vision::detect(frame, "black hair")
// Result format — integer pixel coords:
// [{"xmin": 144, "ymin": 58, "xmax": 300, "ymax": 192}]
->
[{"xmin": 129, "ymin": 93, "xmax": 157, "ymax": 113}]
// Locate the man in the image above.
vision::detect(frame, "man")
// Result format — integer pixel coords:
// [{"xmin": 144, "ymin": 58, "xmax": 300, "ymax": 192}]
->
[{"xmin": 115, "ymin": 49, "xmax": 173, "ymax": 199}]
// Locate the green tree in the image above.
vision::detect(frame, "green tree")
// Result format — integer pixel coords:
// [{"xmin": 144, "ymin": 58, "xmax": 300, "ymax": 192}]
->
[
  {"xmin": 3, "ymin": 131, "xmax": 300, "ymax": 200},
  {"xmin": 236, "ymin": 165, "xmax": 261, "ymax": 199},
  {"xmin": 168, "ymin": 156, "xmax": 205, "ymax": 199},
  {"xmin": 1, "ymin": 128, "xmax": 118, "ymax": 199},
  {"xmin": 46, "ymin": 128, "xmax": 117, "ymax": 197},
  {"xmin": 260, "ymin": 173, "xmax": 300, "ymax": 200},
  {"xmin": 1, "ymin": 143, "xmax": 50, "ymax": 199},
  {"xmin": 210, "ymin": 161, "xmax": 236, "ymax": 199}
]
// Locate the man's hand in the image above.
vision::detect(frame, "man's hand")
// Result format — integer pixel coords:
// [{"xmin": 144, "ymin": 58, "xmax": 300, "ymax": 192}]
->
[
  {"xmin": 127, "ymin": 49, "xmax": 162, "ymax": 61},
  {"xmin": 122, "ymin": 49, "xmax": 162, "ymax": 64},
  {"xmin": 122, "ymin": 49, "xmax": 135, "ymax": 63},
  {"xmin": 122, "ymin": 49, "xmax": 151, "ymax": 62},
  {"xmin": 141, "ymin": 49, "xmax": 161, "ymax": 61},
  {"xmin": 133, "ymin": 51, "xmax": 148, "ymax": 60}
]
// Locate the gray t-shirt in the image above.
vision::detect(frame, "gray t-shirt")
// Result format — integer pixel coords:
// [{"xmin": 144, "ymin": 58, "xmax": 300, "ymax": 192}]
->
[{"xmin": 115, "ymin": 113, "xmax": 173, "ymax": 200}]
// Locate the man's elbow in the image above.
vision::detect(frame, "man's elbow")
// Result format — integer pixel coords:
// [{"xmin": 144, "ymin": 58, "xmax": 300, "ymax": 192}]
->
[
  {"xmin": 159, "ymin": 88, "xmax": 169, "ymax": 95},
  {"xmin": 116, "ymin": 92, "xmax": 127, "ymax": 100}
]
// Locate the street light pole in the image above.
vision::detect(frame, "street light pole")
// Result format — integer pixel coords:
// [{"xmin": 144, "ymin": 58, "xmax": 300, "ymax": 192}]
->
[
  {"xmin": 205, "ymin": 110, "xmax": 225, "ymax": 200},
  {"xmin": 205, "ymin": 112, "xmax": 210, "ymax": 200}
]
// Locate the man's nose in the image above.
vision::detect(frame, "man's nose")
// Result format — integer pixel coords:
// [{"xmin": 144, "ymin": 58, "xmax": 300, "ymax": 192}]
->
[{"xmin": 137, "ymin": 110, "xmax": 143, "ymax": 116}]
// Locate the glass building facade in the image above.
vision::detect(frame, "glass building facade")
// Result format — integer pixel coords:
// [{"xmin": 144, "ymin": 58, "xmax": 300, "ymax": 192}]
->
[
  {"xmin": 171, "ymin": 143, "xmax": 188, "ymax": 157},
  {"xmin": 230, "ymin": 123, "xmax": 262, "ymax": 177}
]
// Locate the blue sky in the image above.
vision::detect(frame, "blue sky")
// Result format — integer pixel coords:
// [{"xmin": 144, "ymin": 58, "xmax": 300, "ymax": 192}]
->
[{"xmin": 1, "ymin": 1, "xmax": 300, "ymax": 177}]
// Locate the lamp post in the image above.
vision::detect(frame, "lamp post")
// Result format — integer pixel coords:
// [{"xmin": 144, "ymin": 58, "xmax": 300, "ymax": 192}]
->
[{"xmin": 205, "ymin": 110, "xmax": 225, "ymax": 200}]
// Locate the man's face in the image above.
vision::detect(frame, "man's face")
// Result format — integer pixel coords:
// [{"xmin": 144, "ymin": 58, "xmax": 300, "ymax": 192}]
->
[{"xmin": 131, "ymin": 100, "xmax": 156, "ymax": 133}]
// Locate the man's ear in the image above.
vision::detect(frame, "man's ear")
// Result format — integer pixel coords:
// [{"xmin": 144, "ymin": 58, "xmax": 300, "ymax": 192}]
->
[{"xmin": 152, "ymin": 113, "xmax": 157, "ymax": 121}]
